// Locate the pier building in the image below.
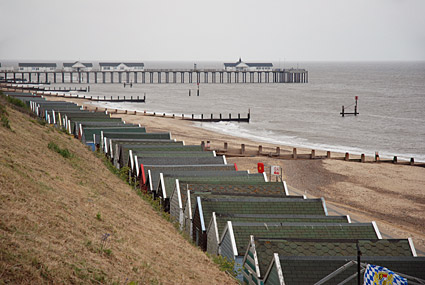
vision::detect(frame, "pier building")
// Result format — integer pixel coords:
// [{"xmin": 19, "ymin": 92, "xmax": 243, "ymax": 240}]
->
[
  {"xmin": 18, "ymin": 63, "xmax": 57, "ymax": 72},
  {"xmin": 224, "ymin": 58, "xmax": 273, "ymax": 71},
  {"xmin": 99, "ymin": 62, "xmax": 144, "ymax": 71},
  {"xmin": 63, "ymin": 61, "xmax": 93, "ymax": 72}
]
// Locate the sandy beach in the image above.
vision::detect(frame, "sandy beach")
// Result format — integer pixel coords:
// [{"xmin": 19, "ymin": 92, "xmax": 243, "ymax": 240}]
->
[{"xmin": 52, "ymin": 97, "xmax": 425, "ymax": 255}]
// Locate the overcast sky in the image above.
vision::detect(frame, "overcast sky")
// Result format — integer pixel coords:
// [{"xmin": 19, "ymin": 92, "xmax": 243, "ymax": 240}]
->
[{"xmin": 1, "ymin": 0, "xmax": 425, "ymax": 62}]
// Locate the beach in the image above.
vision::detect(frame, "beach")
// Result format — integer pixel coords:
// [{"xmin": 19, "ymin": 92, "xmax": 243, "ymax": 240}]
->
[
  {"xmin": 124, "ymin": 113, "xmax": 425, "ymax": 253},
  {"xmin": 49, "ymin": 96, "xmax": 425, "ymax": 255}
]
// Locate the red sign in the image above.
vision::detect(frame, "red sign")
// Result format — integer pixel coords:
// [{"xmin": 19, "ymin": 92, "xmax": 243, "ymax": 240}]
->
[{"xmin": 257, "ymin": 163, "xmax": 264, "ymax": 173}]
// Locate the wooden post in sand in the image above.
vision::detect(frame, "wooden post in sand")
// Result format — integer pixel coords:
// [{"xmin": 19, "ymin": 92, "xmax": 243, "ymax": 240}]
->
[
  {"xmin": 241, "ymin": 144, "xmax": 245, "ymax": 154},
  {"xmin": 361, "ymin": 154, "xmax": 365, "ymax": 163},
  {"xmin": 258, "ymin": 145, "xmax": 263, "ymax": 155},
  {"xmin": 393, "ymin": 156, "xmax": 398, "ymax": 164},
  {"xmin": 276, "ymin": 147, "xmax": 281, "ymax": 156},
  {"xmin": 327, "ymin": 151, "xmax": 331, "ymax": 158},
  {"xmin": 224, "ymin": 142, "xmax": 228, "ymax": 151},
  {"xmin": 293, "ymin": 148, "xmax": 297, "ymax": 159},
  {"xmin": 311, "ymin": 149, "xmax": 315, "ymax": 159},
  {"xmin": 345, "ymin": 152, "xmax": 350, "ymax": 161},
  {"xmin": 410, "ymin": 158, "xmax": 415, "ymax": 165}
]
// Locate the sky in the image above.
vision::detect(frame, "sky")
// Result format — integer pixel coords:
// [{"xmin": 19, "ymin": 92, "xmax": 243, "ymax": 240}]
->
[{"xmin": 1, "ymin": 0, "xmax": 425, "ymax": 62}]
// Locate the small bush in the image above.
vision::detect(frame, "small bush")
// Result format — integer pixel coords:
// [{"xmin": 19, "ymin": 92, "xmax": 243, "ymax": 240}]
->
[
  {"xmin": 1, "ymin": 115, "xmax": 10, "ymax": 129},
  {"xmin": 0, "ymin": 103, "xmax": 11, "ymax": 129},
  {"xmin": 96, "ymin": 212, "xmax": 102, "ymax": 221},
  {"xmin": 6, "ymin": 96, "xmax": 27, "ymax": 109},
  {"xmin": 48, "ymin": 142, "xmax": 73, "ymax": 158},
  {"xmin": 209, "ymin": 254, "xmax": 238, "ymax": 277}
]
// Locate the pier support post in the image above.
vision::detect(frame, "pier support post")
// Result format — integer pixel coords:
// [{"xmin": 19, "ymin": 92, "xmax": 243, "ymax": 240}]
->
[{"xmin": 293, "ymin": 148, "xmax": 297, "ymax": 159}]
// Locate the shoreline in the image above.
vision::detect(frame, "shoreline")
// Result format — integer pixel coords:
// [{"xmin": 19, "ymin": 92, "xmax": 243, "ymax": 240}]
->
[
  {"xmin": 25, "ymin": 94, "xmax": 425, "ymax": 254},
  {"xmin": 3, "ymin": 83, "xmax": 424, "ymax": 163}
]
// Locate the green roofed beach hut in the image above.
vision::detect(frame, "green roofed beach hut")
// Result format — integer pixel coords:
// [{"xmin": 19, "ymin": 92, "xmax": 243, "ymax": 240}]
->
[
  {"xmin": 243, "ymin": 237, "xmax": 417, "ymax": 284},
  {"xmin": 263, "ymin": 255, "xmax": 425, "ymax": 285},
  {"xmin": 219, "ymin": 221, "xmax": 381, "ymax": 282}
]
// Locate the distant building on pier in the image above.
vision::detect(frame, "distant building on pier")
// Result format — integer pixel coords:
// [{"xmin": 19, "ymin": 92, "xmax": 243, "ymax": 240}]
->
[
  {"xmin": 224, "ymin": 58, "xmax": 273, "ymax": 71},
  {"xmin": 63, "ymin": 61, "xmax": 93, "ymax": 72},
  {"xmin": 19, "ymin": 63, "xmax": 57, "ymax": 72},
  {"xmin": 99, "ymin": 62, "xmax": 144, "ymax": 71}
]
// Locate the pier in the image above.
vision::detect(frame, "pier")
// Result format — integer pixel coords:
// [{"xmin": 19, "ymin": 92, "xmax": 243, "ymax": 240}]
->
[{"xmin": 0, "ymin": 68, "xmax": 308, "ymax": 85}]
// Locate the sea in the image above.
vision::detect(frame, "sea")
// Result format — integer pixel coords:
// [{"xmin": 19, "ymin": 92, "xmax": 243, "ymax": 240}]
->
[{"xmin": 45, "ymin": 61, "xmax": 425, "ymax": 162}]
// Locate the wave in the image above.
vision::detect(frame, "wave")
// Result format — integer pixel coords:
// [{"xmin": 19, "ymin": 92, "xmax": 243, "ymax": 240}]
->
[{"xmin": 195, "ymin": 121, "xmax": 425, "ymax": 162}]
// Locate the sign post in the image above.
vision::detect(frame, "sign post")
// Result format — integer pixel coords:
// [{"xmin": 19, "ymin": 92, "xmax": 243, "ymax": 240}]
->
[{"xmin": 270, "ymin": 165, "xmax": 281, "ymax": 182}]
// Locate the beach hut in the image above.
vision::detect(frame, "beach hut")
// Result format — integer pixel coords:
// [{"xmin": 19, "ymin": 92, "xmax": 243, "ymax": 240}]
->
[
  {"xmin": 243, "ymin": 236, "xmax": 417, "ymax": 284},
  {"xmin": 208, "ymin": 214, "xmax": 351, "ymax": 256},
  {"xmin": 192, "ymin": 196, "xmax": 327, "ymax": 253},
  {"xmin": 159, "ymin": 175, "xmax": 269, "ymax": 212},
  {"xmin": 140, "ymin": 164, "xmax": 237, "ymax": 194},
  {"xmin": 263, "ymin": 255, "xmax": 425, "ymax": 285},
  {"xmin": 218, "ymin": 221, "xmax": 381, "ymax": 282}
]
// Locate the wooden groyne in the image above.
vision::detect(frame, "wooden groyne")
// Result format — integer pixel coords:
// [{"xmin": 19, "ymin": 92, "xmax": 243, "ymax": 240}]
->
[
  {"xmin": 201, "ymin": 141, "xmax": 425, "ymax": 168},
  {"xmin": 0, "ymin": 84, "xmax": 146, "ymax": 103},
  {"xmin": 182, "ymin": 112, "xmax": 250, "ymax": 123},
  {"xmin": 86, "ymin": 107, "xmax": 250, "ymax": 123}
]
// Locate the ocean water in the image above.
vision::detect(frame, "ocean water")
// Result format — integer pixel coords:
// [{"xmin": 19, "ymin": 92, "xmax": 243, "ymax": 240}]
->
[{"xmin": 52, "ymin": 61, "xmax": 425, "ymax": 162}]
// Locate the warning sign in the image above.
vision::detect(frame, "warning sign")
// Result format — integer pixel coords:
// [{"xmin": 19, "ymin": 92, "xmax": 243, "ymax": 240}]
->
[{"xmin": 271, "ymin": 166, "xmax": 281, "ymax": 176}]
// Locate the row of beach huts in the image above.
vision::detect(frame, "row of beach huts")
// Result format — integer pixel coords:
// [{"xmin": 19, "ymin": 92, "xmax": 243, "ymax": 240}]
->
[{"xmin": 4, "ymin": 90, "xmax": 425, "ymax": 284}]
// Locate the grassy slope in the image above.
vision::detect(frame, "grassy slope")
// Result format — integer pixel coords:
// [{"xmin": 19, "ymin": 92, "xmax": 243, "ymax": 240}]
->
[{"xmin": 0, "ymin": 101, "xmax": 235, "ymax": 284}]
